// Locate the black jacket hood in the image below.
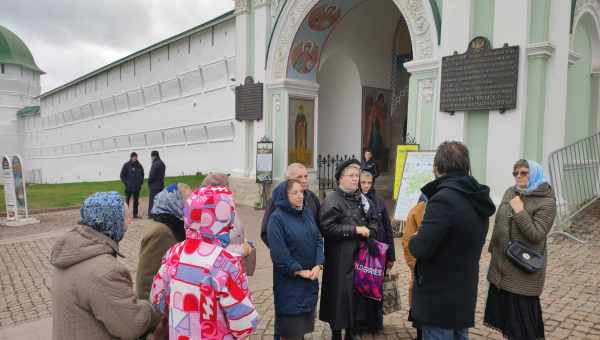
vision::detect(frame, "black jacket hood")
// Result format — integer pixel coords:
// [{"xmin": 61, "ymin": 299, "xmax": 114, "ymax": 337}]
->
[{"xmin": 422, "ymin": 172, "xmax": 496, "ymax": 218}]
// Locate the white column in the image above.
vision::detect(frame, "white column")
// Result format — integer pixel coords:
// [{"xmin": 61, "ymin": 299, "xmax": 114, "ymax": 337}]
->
[
  {"xmin": 543, "ymin": 0, "xmax": 572, "ymax": 163},
  {"xmin": 232, "ymin": 0, "xmax": 252, "ymax": 177},
  {"xmin": 485, "ymin": 0, "xmax": 530, "ymax": 203},
  {"xmin": 434, "ymin": 0, "xmax": 472, "ymax": 146}
]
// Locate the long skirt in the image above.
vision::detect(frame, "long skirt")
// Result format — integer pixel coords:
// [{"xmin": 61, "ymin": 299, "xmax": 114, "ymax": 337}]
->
[
  {"xmin": 484, "ymin": 284, "xmax": 545, "ymax": 340},
  {"xmin": 275, "ymin": 311, "xmax": 315, "ymax": 339}
]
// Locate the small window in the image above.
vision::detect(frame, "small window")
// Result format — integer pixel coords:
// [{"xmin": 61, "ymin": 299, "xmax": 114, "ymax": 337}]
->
[{"xmin": 1, "ymin": 64, "xmax": 4, "ymax": 74}]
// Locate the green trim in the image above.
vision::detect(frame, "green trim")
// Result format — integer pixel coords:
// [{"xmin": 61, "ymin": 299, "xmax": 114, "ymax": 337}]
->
[
  {"xmin": 524, "ymin": 0, "xmax": 552, "ymax": 162},
  {"xmin": 16, "ymin": 106, "xmax": 40, "ymax": 117},
  {"xmin": 429, "ymin": 0, "xmax": 442, "ymax": 45},
  {"xmin": 529, "ymin": 0, "xmax": 551, "ymax": 42},
  {"xmin": 570, "ymin": 0, "xmax": 578, "ymax": 34},
  {"xmin": 40, "ymin": 10, "xmax": 235, "ymax": 98},
  {"xmin": 466, "ymin": 0, "xmax": 494, "ymax": 183},
  {"xmin": 0, "ymin": 25, "xmax": 43, "ymax": 73},
  {"xmin": 524, "ymin": 58, "xmax": 547, "ymax": 162}
]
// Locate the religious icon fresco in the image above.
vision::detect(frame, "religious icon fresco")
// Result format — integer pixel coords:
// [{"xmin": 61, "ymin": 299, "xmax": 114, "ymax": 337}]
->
[{"xmin": 287, "ymin": 0, "xmax": 363, "ymax": 82}]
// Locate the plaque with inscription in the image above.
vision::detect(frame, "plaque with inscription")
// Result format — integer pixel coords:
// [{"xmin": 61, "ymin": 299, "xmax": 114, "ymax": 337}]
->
[
  {"xmin": 236, "ymin": 76, "xmax": 264, "ymax": 121},
  {"xmin": 440, "ymin": 36, "xmax": 519, "ymax": 113}
]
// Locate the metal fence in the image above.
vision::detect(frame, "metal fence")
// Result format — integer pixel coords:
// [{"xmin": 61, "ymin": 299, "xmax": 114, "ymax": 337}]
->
[
  {"xmin": 317, "ymin": 154, "xmax": 357, "ymax": 193},
  {"xmin": 548, "ymin": 132, "xmax": 600, "ymax": 243}
]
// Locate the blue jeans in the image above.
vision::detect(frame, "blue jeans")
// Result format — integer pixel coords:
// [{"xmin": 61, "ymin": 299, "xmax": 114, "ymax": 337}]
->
[{"xmin": 422, "ymin": 326, "xmax": 469, "ymax": 340}]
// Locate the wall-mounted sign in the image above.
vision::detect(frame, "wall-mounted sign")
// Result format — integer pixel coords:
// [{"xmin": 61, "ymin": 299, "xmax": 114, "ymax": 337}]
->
[
  {"xmin": 440, "ymin": 36, "xmax": 519, "ymax": 113},
  {"xmin": 236, "ymin": 76, "xmax": 264, "ymax": 121}
]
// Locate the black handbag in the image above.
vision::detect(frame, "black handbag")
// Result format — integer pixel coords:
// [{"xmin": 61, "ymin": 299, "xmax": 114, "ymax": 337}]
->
[{"xmin": 504, "ymin": 210, "xmax": 546, "ymax": 273}]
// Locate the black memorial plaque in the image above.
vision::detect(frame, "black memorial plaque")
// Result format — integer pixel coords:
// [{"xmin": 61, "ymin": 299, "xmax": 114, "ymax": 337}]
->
[
  {"xmin": 236, "ymin": 76, "xmax": 264, "ymax": 121},
  {"xmin": 440, "ymin": 36, "xmax": 519, "ymax": 113}
]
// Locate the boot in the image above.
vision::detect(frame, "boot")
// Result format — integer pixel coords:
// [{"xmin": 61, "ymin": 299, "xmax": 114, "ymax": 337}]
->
[
  {"xmin": 344, "ymin": 329, "xmax": 361, "ymax": 340},
  {"xmin": 331, "ymin": 330, "xmax": 342, "ymax": 340}
]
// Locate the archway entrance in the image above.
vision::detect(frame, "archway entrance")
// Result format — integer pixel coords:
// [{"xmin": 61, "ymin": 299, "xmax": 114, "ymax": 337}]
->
[{"xmin": 265, "ymin": 0, "xmax": 437, "ymax": 196}]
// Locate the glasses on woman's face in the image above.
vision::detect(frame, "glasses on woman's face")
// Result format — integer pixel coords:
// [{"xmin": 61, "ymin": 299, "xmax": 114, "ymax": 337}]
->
[{"xmin": 512, "ymin": 170, "xmax": 529, "ymax": 178}]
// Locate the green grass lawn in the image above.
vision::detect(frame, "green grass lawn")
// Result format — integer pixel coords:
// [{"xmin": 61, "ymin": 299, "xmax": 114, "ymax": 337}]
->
[{"xmin": 0, "ymin": 175, "xmax": 205, "ymax": 212}]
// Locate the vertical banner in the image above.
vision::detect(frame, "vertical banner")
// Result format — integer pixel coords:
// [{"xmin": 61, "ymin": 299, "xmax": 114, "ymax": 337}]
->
[
  {"xmin": 11, "ymin": 155, "xmax": 29, "ymax": 219},
  {"xmin": 393, "ymin": 144, "xmax": 420, "ymax": 199},
  {"xmin": 2, "ymin": 155, "xmax": 17, "ymax": 220}
]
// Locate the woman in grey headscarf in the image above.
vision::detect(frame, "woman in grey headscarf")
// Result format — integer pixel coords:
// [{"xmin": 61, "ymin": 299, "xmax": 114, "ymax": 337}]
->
[{"xmin": 135, "ymin": 183, "xmax": 191, "ymax": 299}]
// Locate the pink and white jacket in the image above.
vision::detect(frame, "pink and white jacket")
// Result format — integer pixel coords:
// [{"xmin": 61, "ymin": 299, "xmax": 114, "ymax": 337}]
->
[{"xmin": 150, "ymin": 186, "xmax": 258, "ymax": 339}]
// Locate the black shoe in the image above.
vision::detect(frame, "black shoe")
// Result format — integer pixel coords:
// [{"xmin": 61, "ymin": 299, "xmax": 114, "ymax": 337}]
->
[
  {"xmin": 332, "ymin": 330, "xmax": 342, "ymax": 340},
  {"xmin": 344, "ymin": 330, "xmax": 361, "ymax": 340}
]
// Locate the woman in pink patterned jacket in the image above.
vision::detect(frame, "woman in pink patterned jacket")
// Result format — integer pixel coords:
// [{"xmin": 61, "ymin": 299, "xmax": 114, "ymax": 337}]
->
[{"xmin": 150, "ymin": 186, "xmax": 259, "ymax": 339}]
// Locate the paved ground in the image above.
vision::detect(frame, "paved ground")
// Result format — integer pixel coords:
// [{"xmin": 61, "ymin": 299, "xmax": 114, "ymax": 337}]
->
[{"xmin": 1, "ymin": 198, "xmax": 600, "ymax": 339}]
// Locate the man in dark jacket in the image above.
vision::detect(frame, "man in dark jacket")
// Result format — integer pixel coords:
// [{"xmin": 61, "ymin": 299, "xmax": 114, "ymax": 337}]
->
[
  {"xmin": 147, "ymin": 150, "xmax": 166, "ymax": 217},
  {"xmin": 408, "ymin": 141, "xmax": 496, "ymax": 340},
  {"xmin": 120, "ymin": 152, "xmax": 144, "ymax": 218},
  {"xmin": 260, "ymin": 163, "xmax": 320, "ymax": 247}
]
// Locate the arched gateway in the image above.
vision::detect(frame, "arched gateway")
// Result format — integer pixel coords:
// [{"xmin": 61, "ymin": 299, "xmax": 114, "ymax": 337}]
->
[{"xmin": 261, "ymin": 0, "xmax": 440, "ymax": 194}]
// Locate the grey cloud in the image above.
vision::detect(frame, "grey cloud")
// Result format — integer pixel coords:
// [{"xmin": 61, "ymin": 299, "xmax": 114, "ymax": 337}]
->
[{"xmin": 0, "ymin": 0, "xmax": 233, "ymax": 92}]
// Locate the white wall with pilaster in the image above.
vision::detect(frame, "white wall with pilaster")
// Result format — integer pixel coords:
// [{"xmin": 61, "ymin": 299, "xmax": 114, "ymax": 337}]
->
[
  {"xmin": 485, "ymin": 0, "xmax": 530, "ymax": 202},
  {"xmin": 434, "ymin": 0, "xmax": 471, "ymax": 145}
]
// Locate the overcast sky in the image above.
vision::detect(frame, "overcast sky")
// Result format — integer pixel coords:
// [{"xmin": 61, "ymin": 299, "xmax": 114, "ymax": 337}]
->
[{"xmin": 0, "ymin": 0, "xmax": 233, "ymax": 93}]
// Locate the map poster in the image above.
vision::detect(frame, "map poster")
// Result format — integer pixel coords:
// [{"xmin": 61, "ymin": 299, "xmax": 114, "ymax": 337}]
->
[
  {"xmin": 393, "ymin": 144, "xmax": 419, "ymax": 199},
  {"xmin": 393, "ymin": 151, "xmax": 435, "ymax": 221},
  {"xmin": 2, "ymin": 155, "xmax": 17, "ymax": 220}
]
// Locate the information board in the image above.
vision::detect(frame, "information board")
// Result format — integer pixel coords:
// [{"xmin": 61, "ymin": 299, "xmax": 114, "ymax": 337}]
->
[
  {"xmin": 393, "ymin": 144, "xmax": 419, "ymax": 199},
  {"xmin": 256, "ymin": 139, "xmax": 273, "ymax": 183},
  {"xmin": 393, "ymin": 151, "xmax": 435, "ymax": 221},
  {"xmin": 2, "ymin": 155, "xmax": 17, "ymax": 220}
]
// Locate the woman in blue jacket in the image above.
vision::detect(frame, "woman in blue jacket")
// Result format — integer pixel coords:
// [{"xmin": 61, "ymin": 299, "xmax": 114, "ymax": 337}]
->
[{"xmin": 267, "ymin": 179, "xmax": 325, "ymax": 340}]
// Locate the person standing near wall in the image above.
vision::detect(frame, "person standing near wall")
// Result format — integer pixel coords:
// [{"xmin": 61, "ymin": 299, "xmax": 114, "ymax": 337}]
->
[
  {"xmin": 147, "ymin": 150, "xmax": 166, "ymax": 217},
  {"xmin": 120, "ymin": 152, "xmax": 144, "ymax": 218},
  {"xmin": 408, "ymin": 141, "xmax": 496, "ymax": 340}
]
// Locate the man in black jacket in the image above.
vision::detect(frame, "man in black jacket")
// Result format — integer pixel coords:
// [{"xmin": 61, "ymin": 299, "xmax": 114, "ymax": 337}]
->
[
  {"xmin": 120, "ymin": 152, "xmax": 144, "ymax": 218},
  {"xmin": 260, "ymin": 163, "xmax": 320, "ymax": 247},
  {"xmin": 408, "ymin": 141, "xmax": 496, "ymax": 340},
  {"xmin": 147, "ymin": 150, "xmax": 166, "ymax": 217}
]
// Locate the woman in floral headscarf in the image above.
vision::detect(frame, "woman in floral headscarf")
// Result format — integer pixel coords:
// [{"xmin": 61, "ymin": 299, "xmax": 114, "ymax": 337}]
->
[
  {"xmin": 51, "ymin": 192, "xmax": 159, "ymax": 340},
  {"xmin": 150, "ymin": 186, "xmax": 259, "ymax": 339}
]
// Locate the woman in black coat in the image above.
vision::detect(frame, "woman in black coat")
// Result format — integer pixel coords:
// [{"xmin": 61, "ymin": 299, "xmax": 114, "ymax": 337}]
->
[
  {"xmin": 268, "ymin": 179, "xmax": 324, "ymax": 340},
  {"xmin": 319, "ymin": 159, "xmax": 378, "ymax": 340},
  {"xmin": 354, "ymin": 170, "xmax": 396, "ymax": 333}
]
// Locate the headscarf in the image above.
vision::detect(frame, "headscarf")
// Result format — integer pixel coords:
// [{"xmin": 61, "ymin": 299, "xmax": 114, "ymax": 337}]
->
[
  {"xmin": 183, "ymin": 186, "xmax": 236, "ymax": 248},
  {"xmin": 80, "ymin": 191, "xmax": 126, "ymax": 242},
  {"xmin": 151, "ymin": 183, "xmax": 186, "ymax": 220},
  {"xmin": 152, "ymin": 183, "xmax": 188, "ymax": 242},
  {"xmin": 522, "ymin": 160, "xmax": 548, "ymax": 194}
]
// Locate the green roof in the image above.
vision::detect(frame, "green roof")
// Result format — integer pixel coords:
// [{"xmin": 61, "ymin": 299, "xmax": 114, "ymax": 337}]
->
[
  {"xmin": 16, "ymin": 105, "xmax": 40, "ymax": 117},
  {"xmin": 0, "ymin": 25, "xmax": 44, "ymax": 73}
]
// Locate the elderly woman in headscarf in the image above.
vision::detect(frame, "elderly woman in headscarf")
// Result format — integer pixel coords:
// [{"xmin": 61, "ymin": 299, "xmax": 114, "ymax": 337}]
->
[
  {"xmin": 484, "ymin": 159, "xmax": 556, "ymax": 340},
  {"xmin": 51, "ymin": 192, "xmax": 160, "ymax": 340},
  {"xmin": 136, "ymin": 183, "xmax": 192, "ymax": 300},
  {"xmin": 319, "ymin": 159, "xmax": 378, "ymax": 340},
  {"xmin": 150, "ymin": 186, "xmax": 259, "ymax": 339},
  {"xmin": 355, "ymin": 170, "xmax": 396, "ymax": 334}
]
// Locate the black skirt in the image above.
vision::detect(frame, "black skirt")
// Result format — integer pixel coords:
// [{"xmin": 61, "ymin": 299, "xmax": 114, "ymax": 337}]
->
[
  {"xmin": 275, "ymin": 311, "xmax": 315, "ymax": 338},
  {"xmin": 484, "ymin": 284, "xmax": 545, "ymax": 340}
]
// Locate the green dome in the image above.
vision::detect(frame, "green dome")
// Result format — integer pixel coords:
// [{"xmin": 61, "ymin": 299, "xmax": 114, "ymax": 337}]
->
[{"xmin": 0, "ymin": 25, "xmax": 44, "ymax": 74}]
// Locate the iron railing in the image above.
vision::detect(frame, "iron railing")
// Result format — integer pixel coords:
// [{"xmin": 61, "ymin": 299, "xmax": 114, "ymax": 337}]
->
[
  {"xmin": 317, "ymin": 154, "xmax": 357, "ymax": 193},
  {"xmin": 548, "ymin": 132, "xmax": 600, "ymax": 243}
]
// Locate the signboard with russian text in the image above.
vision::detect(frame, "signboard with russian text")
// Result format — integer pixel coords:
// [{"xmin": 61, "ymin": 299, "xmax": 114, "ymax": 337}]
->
[
  {"xmin": 393, "ymin": 151, "xmax": 435, "ymax": 221},
  {"xmin": 2, "ymin": 155, "xmax": 17, "ymax": 220}
]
